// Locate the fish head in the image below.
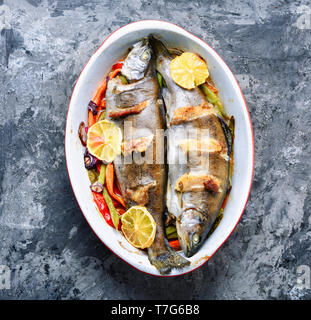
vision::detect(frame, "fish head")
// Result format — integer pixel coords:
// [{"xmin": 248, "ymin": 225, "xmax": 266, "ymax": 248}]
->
[
  {"xmin": 149, "ymin": 35, "xmax": 171, "ymax": 58},
  {"xmin": 121, "ymin": 38, "xmax": 152, "ymax": 81},
  {"xmin": 176, "ymin": 208, "xmax": 211, "ymax": 257},
  {"xmin": 149, "ymin": 35, "xmax": 172, "ymax": 73}
]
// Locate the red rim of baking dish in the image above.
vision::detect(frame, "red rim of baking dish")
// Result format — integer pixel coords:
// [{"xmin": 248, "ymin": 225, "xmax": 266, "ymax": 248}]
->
[{"xmin": 64, "ymin": 20, "xmax": 255, "ymax": 278}]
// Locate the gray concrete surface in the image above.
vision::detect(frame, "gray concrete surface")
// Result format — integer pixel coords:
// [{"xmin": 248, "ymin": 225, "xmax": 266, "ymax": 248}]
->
[{"xmin": 0, "ymin": 0, "xmax": 311, "ymax": 300}]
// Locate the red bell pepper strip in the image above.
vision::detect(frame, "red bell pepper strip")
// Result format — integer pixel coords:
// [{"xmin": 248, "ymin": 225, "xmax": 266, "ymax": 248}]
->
[
  {"xmin": 100, "ymin": 99, "xmax": 106, "ymax": 109},
  {"xmin": 102, "ymin": 187, "xmax": 120, "ymax": 230},
  {"xmin": 93, "ymin": 78, "xmax": 108, "ymax": 106},
  {"xmin": 106, "ymin": 163, "xmax": 126, "ymax": 208},
  {"xmin": 169, "ymin": 239, "xmax": 181, "ymax": 251},
  {"xmin": 111, "ymin": 61, "xmax": 124, "ymax": 70},
  {"xmin": 116, "ymin": 207, "xmax": 125, "ymax": 216},
  {"xmin": 111, "ymin": 197, "xmax": 126, "ymax": 215},
  {"xmin": 87, "ymin": 78, "xmax": 108, "ymax": 128},
  {"xmin": 92, "ymin": 192, "xmax": 114, "ymax": 228},
  {"xmin": 88, "ymin": 109, "xmax": 96, "ymax": 127},
  {"xmin": 95, "ymin": 100, "xmax": 106, "ymax": 122},
  {"xmin": 113, "ymin": 180, "xmax": 122, "ymax": 197},
  {"xmin": 96, "ymin": 163, "xmax": 101, "ymax": 174},
  {"xmin": 108, "ymin": 68, "xmax": 122, "ymax": 80},
  {"xmin": 205, "ymin": 82, "xmax": 218, "ymax": 94}
]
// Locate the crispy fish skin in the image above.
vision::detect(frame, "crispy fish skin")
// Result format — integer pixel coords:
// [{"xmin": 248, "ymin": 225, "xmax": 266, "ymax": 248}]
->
[
  {"xmin": 106, "ymin": 39, "xmax": 189, "ymax": 274},
  {"xmin": 150, "ymin": 35, "xmax": 231, "ymax": 257}
]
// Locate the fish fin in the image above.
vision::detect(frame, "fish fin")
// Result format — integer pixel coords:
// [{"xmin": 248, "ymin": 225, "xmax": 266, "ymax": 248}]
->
[
  {"xmin": 149, "ymin": 35, "xmax": 172, "ymax": 59},
  {"xmin": 217, "ymin": 115, "xmax": 233, "ymax": 155},
  {"xmin": 148, "ymin": 245, "xmax": 190, "ymax": 275}
]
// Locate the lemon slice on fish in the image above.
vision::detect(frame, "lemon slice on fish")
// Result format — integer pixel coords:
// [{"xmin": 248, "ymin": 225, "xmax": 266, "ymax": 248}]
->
[
  {"xmin": 121, "ymin": 206, "xmax": 156, "ymax": 249},
  {"xmin": 170, "ymin": 52, "xmax": 209, "ymax": 89},
  {"xmin": 87, "ymin": 120, "xmax": 122, "ymax": 163}
]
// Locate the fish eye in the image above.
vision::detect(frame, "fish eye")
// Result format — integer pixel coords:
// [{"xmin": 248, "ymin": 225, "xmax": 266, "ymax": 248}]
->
[
  {"xmin": 193, "ymin": 233, "xmax": 200, "ymax": 244},
  {"xmin": 142, "ymin": 51, "xmax": 149, "ymax": 60}
]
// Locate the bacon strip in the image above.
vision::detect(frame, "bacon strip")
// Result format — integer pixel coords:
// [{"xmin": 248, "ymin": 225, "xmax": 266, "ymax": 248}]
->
[
  {"xmin": 122, "ymin": 134, "xmax": 154, "ymax": 156},
  {"xmin": 203, "ymin": 178, "xmax": 221, "ymax": 193},
  {"xmin": 175, "ymin": 173, "xmax": 220, "ymax": 193},
  {"xmin": 125, "ymin": 181, "xmax": 157, "ymax": 206},
  {"xmin": 170, "ymin": 102, "xmax": 215, "ymax": 125},
  {"xmin": 109, "ymin": 100, "xmax": 148, "ymax": 118}
]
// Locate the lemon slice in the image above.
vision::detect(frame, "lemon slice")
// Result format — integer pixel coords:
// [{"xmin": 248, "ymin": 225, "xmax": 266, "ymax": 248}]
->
[
  {"xmin": 170, "ymin": 52, "xmax": 209, "ymax": 89},
  {"xmin": 87, "ymin": 120, "xmax": 122, "ymax": 163},
  {"xmin": 121, "ymin": 206, "xmax": 156, "ymax": 249}
]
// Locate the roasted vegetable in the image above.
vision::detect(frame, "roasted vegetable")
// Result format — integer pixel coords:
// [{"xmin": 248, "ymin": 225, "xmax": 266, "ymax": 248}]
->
[
  {"xmin": 106, "ymin": 163, "xmax": 126, "ymax": 208},
  {"xmin": 109, "ymin": 68, "xmax": 121, "ymax": 80},
  {"xmin": 84, "ymin": 149, "xmax": 98, "ymax": 169},
  {"xmin": 87, "ymin": 168, "xmax": 99, "ymax": 184},
  {"xmin": 98, "ymin": 163, "xmax": 106, "ymax": 185},
  {"xmin": 92, "ymin": 192, "xmax": 114, "ymax": 228},
  {"xmin": 96, "ymin": 110, "xmax": 106, "ymax": 122},
  {"xmin": 103, "ymin": 187, "xmax": 120, "ymax": 230},
  {"xmin": 201, "ymin": 83, "xmax": 218, "ymax": 103},
  {"xmin": 112, "ymin": 61, "xmax": 124, "ymax": 71},
  {"xmin": 165, "ymin": 225, "xmax": 177, "ymax": 237},
  {"xmin": 201, "ymin": 83, "xmax": 227, "ymax": 118},
  {"xmin": 90, "ymin": 181, "xmax": 104, "ymax": 193},
  {"xmin": 119, "ymin": 75, "xmax": 128, "ymax": 84},
  {"xmin": 93, "ymin": 79, "xmax": 108, "ymax": 107},
  {"xmin": 169, "ymin": 239, "xmax": 181, "ymax": 251},
  {"xmin": 205, "ymin": 81, "xmax": 218, "ymax": 94},
  {"xmin": 88, "ymin": 100, "xmax": 98, "ymax": 116},
  {"xmin": 78, "ymin": 121, "xmax": 87, "ymax": 146},
  {"xmin": 157, "ymin": 72, "xmax": 163, "ymax": 88}
]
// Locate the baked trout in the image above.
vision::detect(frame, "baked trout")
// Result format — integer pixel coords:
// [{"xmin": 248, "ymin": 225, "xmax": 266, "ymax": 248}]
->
[
  {"xmin": 150, "ymin": 36, "xmax": 231, "ymax": 257},
  {"xmin": 106, "ymin": 38, "xmax": 189, "ymax": 274}
]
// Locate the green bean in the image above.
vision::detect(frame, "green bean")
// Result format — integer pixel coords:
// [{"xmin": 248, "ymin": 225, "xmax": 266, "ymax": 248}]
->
[
  {"xmin": 228, "ymin": 116, "xmax": 235, "ymax": 136},
  {"xmin": 207, "ymin": 210, "xmax": 224, "ymax": 238},
  {"xmin": 98, "ymin": 163, "xmax": 106, "ymax": 185},
  {"xmin": 201, "ymin": 84, "xmax": 218, "ymax": 103},
  {"xmin": 87, "ymin": 168, "xmax": 99, "ymax": 184},
  {"xmin": 165, "ymin": 225, "xmax": 177, "ymax": 236},
  {"xmin": 119, "ymin": 75, "xmax": 128, "ymax": 84},
  {"xmin": 167, "ymin": 232, "xmax": 178, "ymax": 240},
  {"xmin": 201, "ymin": 84, "xmax": 228, "ymax": 119},
  {"xmin": 97, "ymin": 110, "xmax": 106, "ymax": 122},
  {"xmin": 215, "ymin": 100, "xmax": 227, "ymax": 118},
  {"xmin": 157, "ymin": 72, "xmax": 163, "ymax": 88},
  {"xmin": 96, "ymin": 164, "xmax": 120, "ymax": 229},
  {"xmin": 103, "ymin": 187, "xmax": 120, "ymax": 229}
]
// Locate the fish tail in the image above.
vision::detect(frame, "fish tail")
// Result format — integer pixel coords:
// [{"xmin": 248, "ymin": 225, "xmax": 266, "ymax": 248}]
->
[
  {"xmin": 148, "ymin": 244, "xmax": 190, "ymax": 275},
  {"xmin": 149, "ymin": 35, "xmax": 171, "ymax": 59}
]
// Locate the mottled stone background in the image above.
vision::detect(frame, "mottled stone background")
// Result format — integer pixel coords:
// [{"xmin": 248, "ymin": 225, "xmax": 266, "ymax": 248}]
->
[{"xmin": 0, "ymin": 0, "xmax": 311, "ymax": 300}]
